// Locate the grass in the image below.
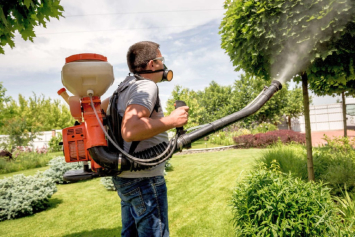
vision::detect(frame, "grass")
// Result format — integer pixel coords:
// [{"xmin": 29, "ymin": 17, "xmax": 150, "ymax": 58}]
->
[
  {"xmin": 189, "ymin": 139, "xmax": 226, "ymax": 149},
  {"xmin": 0, "ymin": 149, "xmax": 262, "ymax": 237}
]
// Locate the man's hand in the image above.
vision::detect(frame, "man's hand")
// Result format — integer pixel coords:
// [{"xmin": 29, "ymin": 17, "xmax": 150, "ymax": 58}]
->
[
  {"xmin": 121, "ymin": 104, "xmax": 189, "ymax": 142},
  {"xmin": 168, "ymin": 106, "xmax": 189, "ymax": 127}
]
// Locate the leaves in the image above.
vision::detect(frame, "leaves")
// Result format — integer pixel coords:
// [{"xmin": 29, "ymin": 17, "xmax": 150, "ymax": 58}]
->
[
  {"xmin": 220, "ymin": 0, "xmax": 355, "ymax": 97},
  {"xmin": 0, "ymin": 84, "xmax": 75, "ymax": 148},
  {"xmin": 0, "ymin": 0, "xmax": 64, "ymax": 53},
  {"xmin": 231, "ymin": 163, "xmax": 348, "ymax": 236}
]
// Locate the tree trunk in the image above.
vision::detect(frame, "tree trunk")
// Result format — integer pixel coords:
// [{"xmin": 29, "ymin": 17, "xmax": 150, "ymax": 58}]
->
[
  {"xmin": 342, "ymin": 91, "xmax": 347, "ymax": 137},
  {"xmin": 301, "ymin": 72, "xmax": 315, "ymax": 181},
  {"xmin": 288, "ymin": 116, "xmax": 292, "ymax": 130}
]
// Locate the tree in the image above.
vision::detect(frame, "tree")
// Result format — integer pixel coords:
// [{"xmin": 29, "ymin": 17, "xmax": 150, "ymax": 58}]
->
[
  {"xmin": 165, "ymin": 85, "xmax": 205, "ymax": 130},
  {"xmin": 0, "ymin": 0, "xmax": 64, "ymax": 53},
  {"xmin": 231, "ymin": 73, "xmax": 288, "ymax": 127},
  {"xmin": 284, "ymin": 85, "xmax": 305, "ymax": 130},
  {"xmin": 309, "ymin": 78, "xmax": 355, "ymax": 137},
  {"xmin": 220, "ymin": 0, "xmax": 355, "ymax": 181},
  {"xmin": 196, "ymin": 81, "xmax": 234, "ymax": 124},
  {"xmin": 0, "ymin": 82, "xmax": 12, "ymax": 128}
]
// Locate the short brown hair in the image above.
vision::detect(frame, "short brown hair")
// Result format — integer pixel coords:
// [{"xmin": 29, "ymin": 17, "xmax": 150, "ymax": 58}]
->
[{"xmin": 127, "ymin": 41, "xmax": 160, "ymax": 73}]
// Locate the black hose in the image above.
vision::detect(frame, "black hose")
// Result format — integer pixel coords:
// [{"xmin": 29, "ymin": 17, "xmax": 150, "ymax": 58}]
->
[
  {"xmin": 176, "ymin": 80, "xmax": 282, "ymax": 149},
  {"xmin": 88, "ymin": 80, "xmax": 282, "ymax": 173}
]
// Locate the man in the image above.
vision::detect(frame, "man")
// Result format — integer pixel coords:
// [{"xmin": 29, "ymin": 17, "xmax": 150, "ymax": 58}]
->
[{"xmin": 111, "ymin": 41, "xmax": 189, "ymax": 237}]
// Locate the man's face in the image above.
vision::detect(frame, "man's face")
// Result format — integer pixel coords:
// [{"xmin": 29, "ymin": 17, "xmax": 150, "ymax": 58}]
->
[{"xmin": 150, "ymin": 49, "xmax": 164, "ymax": 83}]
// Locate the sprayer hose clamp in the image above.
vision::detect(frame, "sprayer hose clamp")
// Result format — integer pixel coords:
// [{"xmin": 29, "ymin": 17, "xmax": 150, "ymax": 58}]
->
[{"xmin": 118, "ymin": 153, "xmax": 122, "ymax": 172}]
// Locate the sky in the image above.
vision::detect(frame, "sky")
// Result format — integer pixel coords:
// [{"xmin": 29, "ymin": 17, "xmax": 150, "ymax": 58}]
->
[{"xmin": 0, "ymin": 0, "xmax": 342, "ymax": 112}]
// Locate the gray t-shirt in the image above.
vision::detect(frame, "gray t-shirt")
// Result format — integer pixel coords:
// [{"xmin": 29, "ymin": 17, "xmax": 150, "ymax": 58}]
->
[{"xmin": 113, "ymin": 75, "xmax": 169, "ymax": 178}]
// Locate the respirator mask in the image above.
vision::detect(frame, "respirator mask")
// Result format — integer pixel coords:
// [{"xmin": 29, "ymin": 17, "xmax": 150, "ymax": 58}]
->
[{"xmin": 136, "ymin": 61, "xmax": 173, "ymax": 82}]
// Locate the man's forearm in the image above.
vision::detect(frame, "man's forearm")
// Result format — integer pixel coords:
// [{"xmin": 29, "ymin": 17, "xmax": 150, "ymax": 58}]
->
[{"xmin": 122, "ymin": 116, "xmax": 175, "ymax": 142}]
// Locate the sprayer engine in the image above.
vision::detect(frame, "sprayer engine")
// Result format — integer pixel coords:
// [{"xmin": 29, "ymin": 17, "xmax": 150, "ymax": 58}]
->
[{"xmin": 58, "ymin": 53, "xmax": 283, "ymax": 182}]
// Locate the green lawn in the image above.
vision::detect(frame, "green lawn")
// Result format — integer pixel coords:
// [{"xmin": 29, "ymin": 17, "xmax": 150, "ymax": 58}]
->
[
  {"xmin": 0, "ymin": 149, "xmax": 263, "ymax": 237},
  {"xmin": 189, "ymin": 139, "xmax": 225, "ymax": 149}
]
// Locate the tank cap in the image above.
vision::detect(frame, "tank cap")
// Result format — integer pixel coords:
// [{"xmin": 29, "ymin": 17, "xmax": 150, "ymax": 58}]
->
[
  {"xmin": 65, "ymin": 53, "xmax": 107, "ymax": 63},
  {"xmin": 57, "ymin": 88, "xmax": 66, "ymax": 95}
]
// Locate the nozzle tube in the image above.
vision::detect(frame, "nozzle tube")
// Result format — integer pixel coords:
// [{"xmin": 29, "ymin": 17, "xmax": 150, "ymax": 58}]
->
[{"xmin": 177, "ymin": 80, "xmax": 282, "ymax": 148}]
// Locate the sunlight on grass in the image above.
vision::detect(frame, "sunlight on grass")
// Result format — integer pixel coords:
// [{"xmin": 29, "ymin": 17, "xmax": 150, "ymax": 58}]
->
[
  {"xmin": 0, "ymin": 149, "xmax": 262, "ymax": 237},
  {"xmin": 189, "ymin": 139, "xmax": 225, "ymax": 149}
]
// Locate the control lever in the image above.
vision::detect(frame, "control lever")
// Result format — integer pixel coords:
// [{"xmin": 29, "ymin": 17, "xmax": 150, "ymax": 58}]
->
[{"xmin": 174, "ymin": 100, "xmax": 191, "ymax": 149}]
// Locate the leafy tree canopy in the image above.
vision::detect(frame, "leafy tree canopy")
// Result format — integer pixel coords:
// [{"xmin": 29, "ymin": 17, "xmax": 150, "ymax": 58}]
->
[
  {"xmin": 220, "ymin": 0, "xmax": 355, "ymax": 94},
  {"xmin": 0, "ymin": 0, "xmax": 64, "ymax": 54}
]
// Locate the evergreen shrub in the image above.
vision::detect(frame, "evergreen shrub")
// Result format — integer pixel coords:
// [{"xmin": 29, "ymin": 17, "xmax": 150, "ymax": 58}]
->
[
  {"xmin": 233, "ymin": 130, "xmax": 305, "ymax": 148},
  {"xmin": 231, "ymin": 161, "xmax": 353, "ymax": 236},
  {"xmin": 0, "ymin": 173, "xmax": 57, "ymax": 221},
  {"xmin": 100, "ymin": 177, "xmax": 116, "ymax": 191},
  {"xmin": 43, "ymin": 156, "xmax": 81, "ymax": 184}
]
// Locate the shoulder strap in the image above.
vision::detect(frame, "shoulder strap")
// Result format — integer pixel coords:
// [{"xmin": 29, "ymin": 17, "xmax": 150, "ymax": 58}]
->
[{"xmin": 128, "ymin": 75, "xmax": 160, "ymax": 154}]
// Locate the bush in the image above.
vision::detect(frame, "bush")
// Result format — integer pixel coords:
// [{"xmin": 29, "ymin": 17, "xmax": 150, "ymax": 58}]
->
[
  {"xmin": 210, "ymin": 129, "xmax": 251, "ymax": 146},
  {"xmin": 43, "ymin": 156, "xmax": 82, "ymax": 184},
  {"xmin": 334, "ymin": 188, "xmax": 355, "ymax": 224},
  {"xmin": 231, "ymin": 161, "xmax": 353, "ymax": 236},
  {"xmin": 0, "ymin": 148, "xmax": 53, "ymax": 174},
  {"xmin": 48, "ymin": 133, "xmax": 63, "ymax": 152},
  {"xmin": 313, "ymin": 136, "xmax": 355, "ymax": 195},
  {"xmin": 259, "ymin": 136, "xmax": 355, "ymax": 195},
  {"xmin": 0, "ymin": 173, "xmax": 57, "ymax": 221},
  {"xmin": 100, "ymin": 177, "xmax": 116, "ymax": 191},
  {"xmin": 251, "ymin": 122, "xmax": 277, "ymax": 134},
  {"xmin": 233, "ymin": 130, "xmax": 305, "ymax": 148},
  {"xmin": 257, "ymin": 143, "xmax": 308, "ymax": 180}
]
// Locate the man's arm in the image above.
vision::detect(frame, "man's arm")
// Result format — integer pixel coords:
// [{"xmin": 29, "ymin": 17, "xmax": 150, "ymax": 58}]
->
[{"xmin": 121, "ymin": 104, "xmax": 189, "ymax": 142}]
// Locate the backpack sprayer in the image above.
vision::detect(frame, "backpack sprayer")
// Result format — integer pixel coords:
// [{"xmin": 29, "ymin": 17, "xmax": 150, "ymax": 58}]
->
[{"xmin": 58, "ymin": 53, "xmax": 282, "ymax": 182}]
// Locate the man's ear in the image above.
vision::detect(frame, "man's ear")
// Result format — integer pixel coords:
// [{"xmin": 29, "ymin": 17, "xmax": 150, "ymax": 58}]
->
[{"xmin": 146, "ymin": 60, "xmax": 155, "ymax": 71}]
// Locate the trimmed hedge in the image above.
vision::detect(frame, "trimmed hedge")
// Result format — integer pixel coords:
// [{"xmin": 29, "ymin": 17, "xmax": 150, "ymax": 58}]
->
[
  {"xmin": 0, "ymin": 173, "xmax": 57, "ymax": 221},
  {"xmin": 233, "ymin": 130, "xmax": 305, "ymax": 148}
]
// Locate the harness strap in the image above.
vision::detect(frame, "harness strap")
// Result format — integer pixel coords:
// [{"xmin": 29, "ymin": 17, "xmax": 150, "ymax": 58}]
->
[{"xmin": 112, "ymin": 75, "xmax": 160, "ymax": 155}]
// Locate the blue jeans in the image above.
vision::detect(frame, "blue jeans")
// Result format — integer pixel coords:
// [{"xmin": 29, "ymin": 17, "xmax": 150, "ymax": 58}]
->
[{"xmin": 112, "ymin": 176, "xmax": 169, "ymax": 237}]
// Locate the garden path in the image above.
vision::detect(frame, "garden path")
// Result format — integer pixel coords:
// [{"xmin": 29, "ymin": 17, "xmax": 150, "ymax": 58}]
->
[{"xmin": 310, "ymin": 129, "xmax": 355, "ymax": 146}]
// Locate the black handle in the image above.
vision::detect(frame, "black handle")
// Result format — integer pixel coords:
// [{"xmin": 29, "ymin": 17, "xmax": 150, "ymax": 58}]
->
[
  {"xmin": 175, "ymin": 100, "xmax": 187, "ymax": 109},
  {"xmin": 174, "ymin": 100, "xmax": 186, "ymax": 134}
]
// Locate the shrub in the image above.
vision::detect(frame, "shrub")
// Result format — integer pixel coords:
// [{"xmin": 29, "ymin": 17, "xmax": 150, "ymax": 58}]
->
[
  {"xmin": 251, "ymin": 122, "xmax": 277, "ymax": 134},
  {"xmin": 257, "ymin": 143, "xmax": 308, "ymax": 180},
  {"xmin": 210, "ymin": 129, "xmax": 251, "ymax": 146},
  {"xmin": 313, "ymin": 136, "xmax": 355, "ymax": 195},
  {"xmin": 231, "ymin": 161, "xmax": 352, "ymax": 236},
  {"xmin": 259, "ymin": 136, "xmax": 355, "ymax": 196},
  {"xmin": 48, "ymin": 133, "xmax": 63, "ymax": 152},
  {"xmin": 43, "ymin": 156, "xmax": 82, "ymax": 184},
  {"xmin": 233, "ymin": 130, "xmax": 305, "ymax": 148},
  {"xmin": 334, "ymin": 188, "xmax": 355, "ymax": 224},
  {"xmin": 0, "ymin": 173, "xmax": 57, "ymax": 221},
  {"xmin": 100, "ymin": 177, "xmax": 116, "ymax": 191},
  {"xmin": 0, "ymin": 148, "xmax": 53, "ymax": 174}
]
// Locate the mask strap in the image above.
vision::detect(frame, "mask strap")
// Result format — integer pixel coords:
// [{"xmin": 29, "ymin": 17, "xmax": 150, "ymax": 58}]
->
[{"xmin": 134, "ymin": 69, "xmax": 164, "ymax": 74}]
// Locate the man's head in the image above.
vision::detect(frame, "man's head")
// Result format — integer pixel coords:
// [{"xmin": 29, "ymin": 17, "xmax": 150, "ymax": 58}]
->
[
  {"xmin": 127, "ymin": 41, "xmax": 173, "ymax": 83},
  {"xmin": 127, "ymin": 41, "xmax": 160, "ymax": 73}
]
